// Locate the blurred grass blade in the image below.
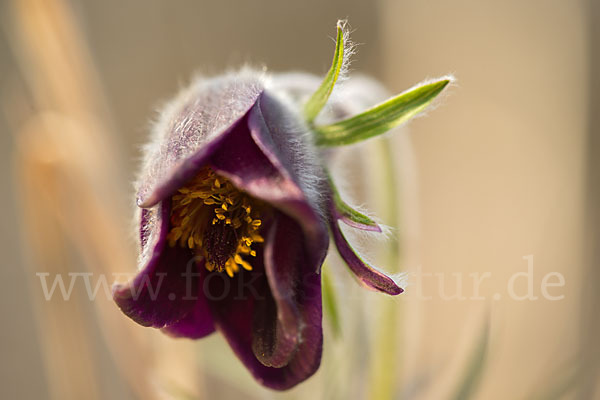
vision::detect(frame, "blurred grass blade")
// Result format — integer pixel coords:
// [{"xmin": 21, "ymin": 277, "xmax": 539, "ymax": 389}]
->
[
  {"xmin": 322, "ymin": 263, "xmax": 341, "ymax": 338},
  {"xmin": 451, "ymin": 314, "xmax": 490, "ymax": 400},
  {"xmin": 328, "ymin": 173, "xmax": 380, "ymax": 231},
  {"xmin": 304, "ymin": 21, "xmax": 345, "ymax": 123},
  {"xmin": 315, "ymin": 78, "xmax": 451, "ymax": 146},
  {"xmin": 7, "ymin": 0, "xmax": 202, "ymax": 397}
]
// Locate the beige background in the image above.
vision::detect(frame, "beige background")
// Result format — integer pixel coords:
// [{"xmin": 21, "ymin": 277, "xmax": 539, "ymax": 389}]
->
[
  {"xmin": 0, "ymin": 0, "xmax": 597, "ymax": 399},
  {"xmin": 381, "ymin": 1, "xmax": 593, "ymax": 399}
]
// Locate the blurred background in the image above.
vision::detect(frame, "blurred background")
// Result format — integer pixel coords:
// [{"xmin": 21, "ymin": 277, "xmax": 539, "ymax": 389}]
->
[{"xmin": 0, "ymin": 0, "xmax": 597, "ymax": 399}]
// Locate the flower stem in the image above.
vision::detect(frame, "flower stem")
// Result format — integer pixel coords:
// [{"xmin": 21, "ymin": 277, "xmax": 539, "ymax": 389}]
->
[{"xmin": 367, "ymin": 137, "xmax": 404, "ymax": 400}]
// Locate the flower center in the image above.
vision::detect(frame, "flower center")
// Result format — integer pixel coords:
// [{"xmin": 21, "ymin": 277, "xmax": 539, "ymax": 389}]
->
[{"xmin": 167, "ymin": 167, "xmax": 264, "ymax": 277}]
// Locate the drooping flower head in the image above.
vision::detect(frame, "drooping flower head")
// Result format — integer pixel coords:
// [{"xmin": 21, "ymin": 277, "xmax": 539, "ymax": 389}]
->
[{"xmin": 113, "ymin": 21, "xmax": 450, "ymax": 390}]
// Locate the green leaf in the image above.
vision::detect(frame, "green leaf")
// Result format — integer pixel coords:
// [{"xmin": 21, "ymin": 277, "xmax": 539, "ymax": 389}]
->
[
  {"xmin": 450, "ymin": 314, "xmax": 490, "ymax": 400},
  {"xmin": 322, "ymin": 263, "xmax": 341, "ymax": 338},
  {"xmin": 327, "ymin": 173, "xmax": 380, "ymax": 231},
  {"xmin": 303, "ymin": 21, "xmax": 345, "ymax": 123},
  {"xmin": 315, "ymin": 78, "xmax": 451, "ymax": 146}
]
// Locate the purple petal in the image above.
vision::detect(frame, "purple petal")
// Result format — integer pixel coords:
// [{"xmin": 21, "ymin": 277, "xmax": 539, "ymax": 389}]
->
[
  {"xmin": 135, "ymin": 82, "xmax": 329, "ymax": 273},
  {"xmin": 252, "ymin": 213, "xmax": 305, "ymax": 368},
  {"xmin": 162, "ymin": 303, "xmax": 215, "ymax": 338},
  {"xmin": 210, "ymin": 93, "xmax": 329, "ymax": 269},
  {"xmin": 251, "ymin": 92, "xmax": 325, "ymax": 238},
  {"xmin": 137, "ymin": 73, "xmax": 264, "ymax": 208},
  {"xmin": 207, "ymin": 214, "xmax": 323, "ymax": 390},
  {"xmin": 330, "ymin": 219, "xmax": 403, "ymax": 296},
  {"xmin": 112, "ymin": 200, "xmax": 201, "ymax": 327},
  {"xmin": 162, "ymin": 267, "xmax": 215, "ymax": 339},
  {"xmin": 137, "ymin": 119, "xmax": 242, "ymax": 208}
]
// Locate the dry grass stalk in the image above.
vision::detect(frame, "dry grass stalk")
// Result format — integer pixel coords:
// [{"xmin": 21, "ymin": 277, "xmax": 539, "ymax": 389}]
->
[{"xmin": 7, "ymin": 0, "xmax": 204, "ymax": 398}]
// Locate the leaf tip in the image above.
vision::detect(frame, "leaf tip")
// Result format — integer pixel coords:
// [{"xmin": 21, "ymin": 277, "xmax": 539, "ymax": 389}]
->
[
  {"xmin": 432, "ymin": 74, "xmax": 456, "ymax": 90},
  {"xmin": 303, "ymin": 20, "xmax": 348, "ymax": 122}
]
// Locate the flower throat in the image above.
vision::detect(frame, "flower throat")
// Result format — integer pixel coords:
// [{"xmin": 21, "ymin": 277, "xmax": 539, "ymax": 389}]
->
[{"xmin": 167, "ymin": 167, "xmax": 264, "ymax": 277}]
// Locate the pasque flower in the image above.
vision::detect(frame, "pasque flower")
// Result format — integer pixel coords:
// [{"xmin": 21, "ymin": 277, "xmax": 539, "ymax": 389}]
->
[{"xmin": 113, "ymin": 22, "xmax": 450, "ymax": 390}]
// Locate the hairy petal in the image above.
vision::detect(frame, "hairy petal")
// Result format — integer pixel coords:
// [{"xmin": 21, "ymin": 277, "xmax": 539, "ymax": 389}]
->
[
  {"xmin": 210, "ymin": 93, "xmax": 329, "ymax": 269},
  {"xmin": 208, "ymin": 214, "xmax": 324, "ymax": 390},
  {"xmin": 137, "ymin": 71, "xmax": 264, "ymax": 208},
  {"xmin": 113, "ymin": 201, "xmax": 202, "ymax": 327},
  {"xmin": 135, "ymin": 73, "xmax": 329, "ymax": 272}
]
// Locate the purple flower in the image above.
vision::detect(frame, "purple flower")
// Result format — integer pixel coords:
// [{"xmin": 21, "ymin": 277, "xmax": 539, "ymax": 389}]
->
[{"xmin": 112, "ymin": 69, "xmax": 403, "ymax": 390}]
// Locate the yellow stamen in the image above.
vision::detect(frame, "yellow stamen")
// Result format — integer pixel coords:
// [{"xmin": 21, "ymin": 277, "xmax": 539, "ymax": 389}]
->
[
  {"xmin": 166, "ymin": 167, "xmax": 265, "ymax": 277},
  {"xmin": 234, "ymin": 254, "xmax": 253, "ymax": 271}
]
